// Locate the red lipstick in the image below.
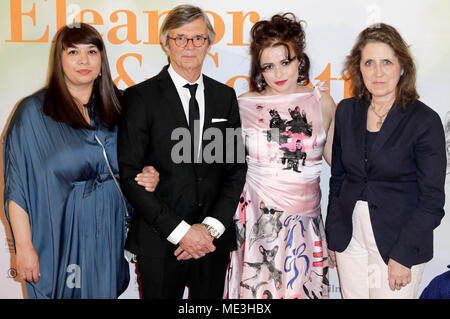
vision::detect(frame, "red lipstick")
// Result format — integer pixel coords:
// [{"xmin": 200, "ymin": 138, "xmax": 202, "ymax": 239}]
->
[{"xmin": 275, "ymin": 80, "xmax": 287, "ymax": 86}]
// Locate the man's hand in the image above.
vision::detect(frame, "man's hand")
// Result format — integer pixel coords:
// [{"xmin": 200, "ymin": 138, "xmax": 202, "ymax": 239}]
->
[{"xmin": 174, "ymin": 224, "xmax": 215, "ymax": 260}]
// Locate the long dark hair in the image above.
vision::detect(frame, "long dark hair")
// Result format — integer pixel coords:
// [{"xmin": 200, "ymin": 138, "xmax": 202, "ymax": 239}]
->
[
  {"xmin": 249, "ymin": 13, "xmax": 310, "ymax": 92},
  {"xmin": 43, "ymin": 23, "xmax": 121, "ymax": 130},
  {"xmin": 343, "ymin": 23, "xmax": 419, "ymax": 108}
]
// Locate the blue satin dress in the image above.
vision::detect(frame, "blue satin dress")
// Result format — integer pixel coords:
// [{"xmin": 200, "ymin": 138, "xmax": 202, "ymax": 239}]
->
[{"xmin": 3, "ymin": 89, "xmax": 130, "ymax": 298}]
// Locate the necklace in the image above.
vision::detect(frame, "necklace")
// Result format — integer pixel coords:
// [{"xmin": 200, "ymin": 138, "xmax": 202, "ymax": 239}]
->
[{"xmin": 370, "ymin": 103, "xmax": 390, "ymax": 129}]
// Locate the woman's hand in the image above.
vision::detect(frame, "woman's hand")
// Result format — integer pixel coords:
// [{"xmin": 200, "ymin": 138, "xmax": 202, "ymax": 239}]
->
[
  {"xmin": 135, "ymin": 166, "xmax": 159, "ymax": 192},
  {"xmin": 15, "ymin": 244, "xmax": 40, "ymax": 283},
  {"xmin": 327, "ymin": 249, "xmax": 336, "ymax": 268},
  {"xmin": 8, "ymin": 201, "xmax": 40, "ymax": 283},
  {"xmin": 388, "ymin": 258, "xmax": 411, "ymax": 291}
]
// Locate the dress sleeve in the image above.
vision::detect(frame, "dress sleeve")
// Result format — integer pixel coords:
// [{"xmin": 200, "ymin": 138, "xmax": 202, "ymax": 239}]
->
[{"xmin": 3, "ymin": 97, "xmax": 38, "ymax": 221}]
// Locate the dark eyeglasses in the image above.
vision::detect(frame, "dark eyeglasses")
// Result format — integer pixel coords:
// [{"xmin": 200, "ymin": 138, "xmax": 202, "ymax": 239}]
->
[{"xmin": 168, "ymin": 35, "xmax": 208, "ymax": 48}]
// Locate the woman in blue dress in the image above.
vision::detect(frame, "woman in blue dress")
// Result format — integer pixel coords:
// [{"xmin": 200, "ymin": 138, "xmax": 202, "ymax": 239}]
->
[{"xmin": 3, "ymin": 23, "xmax": 158, "ymax": 299}]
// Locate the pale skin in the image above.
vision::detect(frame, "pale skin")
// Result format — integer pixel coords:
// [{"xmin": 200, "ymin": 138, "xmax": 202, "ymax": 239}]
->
[
  {"xmin": 329, "ymin": 41, "xmax": 410, "ymax": 291},
  {"xmin": 243, "ymin": 45, "xmax": 336, "ymax": 267},
  {"xmin": 162, "ymin": 18, "xmax": 212, "ymax": 83},
  {"xmin": 9, "ymin": 43, "xmax": 159, "ymax": 283},
  {"xmin": 162, "ymin": 18, "xmax": 216, "ymax": 261},
  {"xmin": 242, "ymin": 44, "xmax": 335, "ymax": 165}
]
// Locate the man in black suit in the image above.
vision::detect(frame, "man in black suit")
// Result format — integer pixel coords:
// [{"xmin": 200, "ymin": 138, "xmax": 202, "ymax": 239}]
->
[{"xmin": 117, "ymin": 5, "xmax": 246, "ymax": 299}]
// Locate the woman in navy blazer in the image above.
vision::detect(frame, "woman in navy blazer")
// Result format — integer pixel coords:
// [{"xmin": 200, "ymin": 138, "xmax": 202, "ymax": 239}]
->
[{"xmin": 326, "ymin": 23, "xmax": 446, "ymax": 299}]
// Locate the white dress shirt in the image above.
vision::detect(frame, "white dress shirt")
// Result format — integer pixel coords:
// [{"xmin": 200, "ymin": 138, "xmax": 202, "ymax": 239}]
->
[{"xmin": 166, "ymin": 65, "xmax": 225, "ymax": 245}]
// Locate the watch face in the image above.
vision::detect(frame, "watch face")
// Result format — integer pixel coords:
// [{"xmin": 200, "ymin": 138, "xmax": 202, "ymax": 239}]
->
[
  {"xmin": 204, "ymin": 224, "xmax": 218, "ymax": 237},
  {"xmin": 210, "ymin": 228, "xmax": 218, "ymax": 236}
]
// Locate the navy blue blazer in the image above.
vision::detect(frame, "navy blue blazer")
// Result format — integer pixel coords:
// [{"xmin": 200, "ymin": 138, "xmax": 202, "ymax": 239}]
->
[{"xmin": 325, "ymin": 97, "xmax": 446, "ymax": 268}]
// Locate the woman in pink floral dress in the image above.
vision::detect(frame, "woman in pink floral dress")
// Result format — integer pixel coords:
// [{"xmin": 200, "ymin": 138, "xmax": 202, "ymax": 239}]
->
[{"xmin": 224, "ymin": 13, "xmax": 336, "ymax": 299}]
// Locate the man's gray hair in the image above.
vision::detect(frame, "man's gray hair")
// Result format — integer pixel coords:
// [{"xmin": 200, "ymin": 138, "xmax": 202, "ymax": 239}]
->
[{"xmin": 160, "ymin": 5, "xmax": 216, "ymax": 46}]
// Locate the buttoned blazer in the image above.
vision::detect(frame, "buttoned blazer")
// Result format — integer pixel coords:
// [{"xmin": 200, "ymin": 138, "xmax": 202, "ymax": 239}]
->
[
  {"xmin": 325, "ymin": 97, "xmax": 446, "ymax": 268},
  {"xmin": 118, "ymin": 66, "xmax": 247, "ymax": 257}
]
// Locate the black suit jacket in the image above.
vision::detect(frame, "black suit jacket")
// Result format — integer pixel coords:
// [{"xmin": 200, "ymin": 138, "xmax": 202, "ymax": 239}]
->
[
  {"xmin": 118, "ymin": 66, "xmax": 247, "ymax": 258},
  {"xmin": 325, "ymin": 97, "xmax": 446, "ymax": 268}
]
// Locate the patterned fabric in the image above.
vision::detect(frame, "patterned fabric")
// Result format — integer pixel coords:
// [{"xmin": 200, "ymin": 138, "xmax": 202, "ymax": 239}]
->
[{"xmin": 224, "ymin": 84, "xmax": 329, "ymax": 299}]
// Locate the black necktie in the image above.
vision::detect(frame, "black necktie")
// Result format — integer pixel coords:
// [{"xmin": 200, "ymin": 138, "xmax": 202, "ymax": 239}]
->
[{"xmin": 183, "ymin": 83, "xmax": 200, "ymax": 163}]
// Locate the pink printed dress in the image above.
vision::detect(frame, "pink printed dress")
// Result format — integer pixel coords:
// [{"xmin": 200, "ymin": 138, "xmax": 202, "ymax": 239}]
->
[{"xmin": 224, "ymin": 84, "xmax": 329, "ymax": 299}]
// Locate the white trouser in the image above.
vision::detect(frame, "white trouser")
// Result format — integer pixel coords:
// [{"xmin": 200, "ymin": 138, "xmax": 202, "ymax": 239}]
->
[{"xmin": 335, "ymin": 201, "xmax": 425, "ymax": 299}]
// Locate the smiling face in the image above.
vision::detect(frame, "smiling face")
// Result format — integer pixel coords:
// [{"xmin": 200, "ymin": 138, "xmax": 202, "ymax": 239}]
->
[
  {"xmin": 61, "ymin": 43, "xmax": 101, "ymax": 91},
  {"xmin": 163, "ymin": 18, "xmax": 211, "ymax": 81},
  {"xmin": 360, "ymin": 41, "xmax": 402, "ymax": 101},
  {"xmin": 260, "ymin": 44, "xmax": 300, "ymax": 95}
]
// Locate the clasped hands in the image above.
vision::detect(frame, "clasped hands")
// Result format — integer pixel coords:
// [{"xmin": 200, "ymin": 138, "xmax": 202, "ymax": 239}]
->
[
  {"xmin": 135, "ymin": 167, "xmax": 216, "ymax": 261},
  {"xmin": 174, "ymin": 224, "xmax": 216, "ymax": 261}
]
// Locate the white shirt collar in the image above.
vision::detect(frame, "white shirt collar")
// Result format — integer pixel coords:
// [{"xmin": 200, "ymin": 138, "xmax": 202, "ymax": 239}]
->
[{"xmin": 168, "ymin": 64, "xmax": 204, "ymax": 90}]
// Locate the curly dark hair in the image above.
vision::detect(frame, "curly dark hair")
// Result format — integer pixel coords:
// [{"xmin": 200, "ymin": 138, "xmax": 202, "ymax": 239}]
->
[
  {"xmin": 249, "ymin": 13, "xmax": 310, "ymax": 92},
  {"xmin": 343, "ymin": 23, "xmax": 419, "ymax": 108}
]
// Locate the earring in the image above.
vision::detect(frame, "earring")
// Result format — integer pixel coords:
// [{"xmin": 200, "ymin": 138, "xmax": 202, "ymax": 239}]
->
[
  {"xmin": 400, "ymin": 69, "xmax": 404, "ymax": 76},
  {"xmin": 297, "ymin": 59, "xmax": 305, "ymax": 86},
  {"xmin": 256, "ymin": 74, "xmax": 266, "ymax": 90}
]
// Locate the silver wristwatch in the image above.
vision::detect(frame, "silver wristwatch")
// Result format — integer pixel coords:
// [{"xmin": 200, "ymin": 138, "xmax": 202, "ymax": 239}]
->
[{"xmin": 202, "ymin": 223, "xmax": 219, "ymax": 238}]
